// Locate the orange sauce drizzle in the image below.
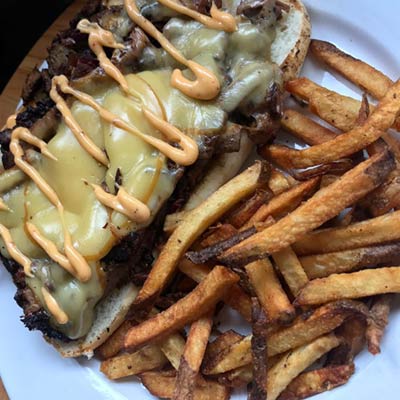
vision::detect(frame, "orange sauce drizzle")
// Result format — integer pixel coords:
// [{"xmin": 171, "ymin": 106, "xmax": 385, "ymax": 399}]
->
[{"xmin": 41, "ymin": 287, "xmax": 69, "ymax": 324}]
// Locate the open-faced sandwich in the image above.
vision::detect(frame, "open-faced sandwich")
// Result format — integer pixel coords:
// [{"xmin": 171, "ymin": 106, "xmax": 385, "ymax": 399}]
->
[{"xmin": 0, "ymin": 0, "xmax": 310, "ymax": 357}]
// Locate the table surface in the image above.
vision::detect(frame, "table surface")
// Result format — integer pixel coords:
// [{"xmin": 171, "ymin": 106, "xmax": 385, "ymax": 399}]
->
[{"xmin": 0, "ymin": 1, "xmax": 86, "ymax": 398}]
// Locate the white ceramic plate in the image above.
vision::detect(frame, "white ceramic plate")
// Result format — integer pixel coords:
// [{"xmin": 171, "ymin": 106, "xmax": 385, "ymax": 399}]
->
[{"xmin": 1, "ymin": 0, "xmax": 400, "ymax": 398}]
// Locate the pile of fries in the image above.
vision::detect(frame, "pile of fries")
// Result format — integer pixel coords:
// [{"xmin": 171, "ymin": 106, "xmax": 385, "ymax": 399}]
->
[{"xmin": 96, "ymin": 40, "xmax": 400, "ymax": 400}]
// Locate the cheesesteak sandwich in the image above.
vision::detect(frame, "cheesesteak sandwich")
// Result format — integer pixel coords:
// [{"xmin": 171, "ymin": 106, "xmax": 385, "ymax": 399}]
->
[{"xmin": 0, "ymin": 0, "xmax": 310, "ymax": 357}]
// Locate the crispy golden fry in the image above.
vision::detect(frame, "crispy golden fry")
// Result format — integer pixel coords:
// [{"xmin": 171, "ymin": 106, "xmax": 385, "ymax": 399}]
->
[
  {"xmin": 293, "ymin": 210, "xmax": 400, "ymax": 255},
  {"xmin": 220, "ymin": 151, "xmax": 394, "ymax": 266},
  {"xmin": 282, "ymin": 109, "xmax": 338, "ymax": 145},
  {"xmin": 310, "ymin": 39, "xmax": 393, "ymax": 100},
  {"xmin": 134, "ymin": 162, "xmax": 268, "ymax": 310},
  {"xmin": 100, "ymin": 344, "xmax": 167, "ymax": 380},
  {"xmin": 269, "ymin": 169, "xmax": 296, "ymax": 194},
  {"xmin": 140, "ymin": 370, "xmax": 231, "ymax": 400},
  {"xmin": 96, "ymin": 320, "xmax": 135, "ymax": 359},
  {"xmin": 250, "ymin": 298, "xmax": 269, "ymax": 400},
  {"xmin": 125, "ymin": 266, "xmax": 239, "ymax": 351},
  {"xmin": 226, "ymin": 189, "xmax": 272, "ymax": 228},
  {"xmin": 201, "ymin": 224, "xmax": 238, "ymax": 248},
  {"xmin": 243, "ymin": 178, "xmax": 319, "ymax": 230},
  {"xmin": 174, "ymin": 311, "xmax": 214, "ymax": 400},
  {"xmin": 300, "ymin": 242, "xmax": 400, "ymax": 279},
  {"xmin": 178, "ymin": 260, "xmax": 252, "ymax": 322},
  {"xmin": 203, "ymin": 301, "xmax": 367, "ymax": 375},
  {"xmin": 245, "ymin": 259, "xmax": 295, "ymax": 324},
  {"xmin": 204, "ymin": 330, "xmax": 244, "ymax": 364},
  {"xmin": 296, "ymin": 267, "xmax": 400, "ymax": 306},
  {"xmin": 278, "ymin": 363, "xmax": 355, "ymax": 400},
  {"xmin": 216, "ymin": 365, "xmax": 254, "ymax": 388},
  {"xmin": 267, "ymin": 334, "xmax": 341, "ymax": 400},
  {"xmin": 272, "ymin": 246, "xmax": 309, "ymax": 296},
  {"xmin": 366, "ymin": 294, "xmax": 392, "ymax": 355},
  {"xmin": 264, "ymin": 80, "xmax": 400, "ymax": 169}
]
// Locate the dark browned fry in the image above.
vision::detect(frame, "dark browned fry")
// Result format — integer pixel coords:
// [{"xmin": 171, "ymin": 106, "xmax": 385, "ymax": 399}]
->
[
  {"xmin": 366, "ymin": 294, "xmax": 393, "ymax": 355},
  {"xmin": 290, "ymin": 159, "xmax": 354, "ymax": 181},
  {"xmin": 300, "ymin": 242, "xmax": 400, "ymax": 279},
  {"xmin": 226, "ymin": 189, "xmax": 273, "ymax": 228},
  {"xmin": 204, "ymin": 330, "xmax": 244, "ymax": 366},
  {"xmin": 178, "ymin": 260, "xmax": 252, "ymax": 322},
  {"xmin": 186, "ymin": 226, "xmax": 257, "ymax": 264},
  {"xmin": 173, "ymin": 310, "xmax": 214, "ymax": 400},
  {"xmin": 124, "ymin": 266, "xmax": 239, "ymax": 351},
  {"xmin": 277, "ymin": 363, "xmax": 355, "ymax": 400},
  {"xmin": 281, "ymin": 109, "xmax": 338, "ymax": 145},
  {"xmin": 249, "ymin": 298, "xmax": 269, "ymax": 400},
  {"xmin": 293, "ymin": 210, "xmax": 400, "ymax": 255},
  {"xmin": 220, "ymin": 151, "xmax": 394, "ymax": 266},
  {"xmin": 243, "ymin": 178, "xmax": 319, "ymax": 229},
  {"xmin": 310, "ymin": 39, "xmax": 393, "ymax": 100},
  {"xmin": 245, "ymin": 259, "xmax": 295, "ymax": 325},
  {"xmin": 296, "ymin": 267, "xmax": 400, "ymax": 306},
  {"xmin": 201, "ymin": 224, "xmax": 238, "ymax": 248}
]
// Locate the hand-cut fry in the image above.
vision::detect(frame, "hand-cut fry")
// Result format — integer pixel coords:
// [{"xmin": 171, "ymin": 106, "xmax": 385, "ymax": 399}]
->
[
  {"xmin": 366, "ymin": 294, "xmax": 392, "ymax": 355},
  {"xmin": 225, "ymin": 189, "xmax": 272, "ymax": 228},
  {"xmin": 264, "ymin": 80, "xmax": 400, "ymax": 169},
  {"xmin": 140, "ymin": 370, "xmax": 231, "ymax": 400},
  {"xmin": 290, "ymin": 159, "xmax": 354, "ymax": 181},
  {"xmin": 201, "ymin": 224, "xmax": 238, "ymax": 248},
  {"xmin": 269, "ymin": 168, "xmax": 296, "ymax": 194},
  {"xmin": 97, "ymin": 320, "xmax": 135, "ymax": 359},
  {"xmin": 300, "ymin": 242, "xmax": 400, "ymax": 279},
  {"xmin": 278, "ymin": 363, "xmax": 355, "ymax": 400},
  {"xmin": 134, "ymin": 162, "xmax": 268, "ymax": 310},
  {"xmin": 203, "ymin": 301, "xmax": 367, "ymax": 375},
  {"xmin": 178, "ymin": 260, "xmax": 252, "ymax": 322},
  {"xmin": 243, "ymin": 178, "xmax": 319, "ymax": 229},
  {"xmin": 245, "ymin": 259, "xmax": 295, "ymax": 324},
  {"xmin": 173, "ymin": 310, "xmax": 214, "ymax": 400},
  {"xmin": 204, "ymin": 330, "xmax": 244, "ymax": 363},
  {"xmin": 296, "ymin": 267, "xmax": 400, "ymax": 306},
  {"xmin": 293, "ymin": 209, "xmax": 400, "ymax": 255},
  {"xmin": 216, "ymin": 365, "xmax": 254, "ymax": 388},
  {"xmin": 282, "ymin": 109, "xmax": 338, "ymax": 145},
  {"xmin": 160, "ymin": 333, "xmax": 186, "ymax": 370},
  {"xmin": 272, "ymin": 246, "xmax": 309, "ymax": 296},
  {"xmin": 125, "ymin": 266, "xmax": 239, "ymax": 351},
  {"xmin": 220, "ymin": 151, "xmax": 394, "ymax": 266},
  {"xmin": 267, "ymin": 334, "xmax": 341, "ymax": 400},
  {"xmin": 310, "ymin": 39, "xmax": 393, "ymax": 100},
  {"xmin": 250, "ymin": 298, "xmax": 269, "ymax": 400},
  {"xmin": 100, "ymin": 344, "xmax": 167, "ymax": 380}
]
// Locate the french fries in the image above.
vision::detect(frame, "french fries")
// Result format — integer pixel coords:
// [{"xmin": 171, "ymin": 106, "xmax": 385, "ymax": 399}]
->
[
  {"xmin": 133, "ymin": 162, "xmax": 268, "ymax": 310},
  {"xmin": 296, "ymin": 267, "xmax": 400, "ymax": 306},
  {"xmin": 267, "ymin": 334, "xmax": 341, "ymax": 400},
  {"xmin": 203, "ymin": 301, "xmax": 367, "ymax": 375},
  {"xmin": 310, "ymin": 39, "xmax": 393, "ymax": 100},
  {"xmin": 249, "ymin": 298, "xmax": 268, "ymax": 400},
  {"xmin": 173, "ymin": 310, "xmax": 214, "ymax": 400},
  {"xmin": 220, "ymin": 151, "xmax": 394, "ymax": 265},
  {"xmin": 97, "ymin": 37, "xmax": 400, "ymax": 400},
  {"xmin": 300, "ymin": 242, "xmax": 400, "ymax": 279},
  {"xmin": 178, "ymin": 259, "xmax": 252, "ymax": 322},
  {"xmin": 100, "ymin": 344, "xmax": 167, "ymax": 380},
  {"xmin": 125, "ymin": 266, "xmax": 239, "ymax": 351},
  {"xmin": 366, "ymin": 294, "xmax": 392, "ymax": 355},
  {"xmin": 282, "ymin": 109, "xmax": 338, "ymax": 145},
  {"xmin": 278, "ymin": 363, "xmax": 355, "ymax": 400},
  {"xmin": 245, "ymin": 259, "xmax": 295, "ymax": 324},
  {"xmin": 293, "ymin": 210, "xmax": 400, "ymax": 255},
  {"xmin": 272, "ymin": 246, "xmax": 309, "ymax": 296},
  {"xmin": 243, "ymin": 178, "xmax": 319, "ymax": 229},
  {"xmin": 140, "ymin": 370, "xmax": 231, "ymax": 400}
]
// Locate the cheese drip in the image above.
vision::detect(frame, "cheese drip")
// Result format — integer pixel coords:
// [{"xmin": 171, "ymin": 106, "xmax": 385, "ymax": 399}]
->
[
  {"xmin": 124, "ymin": 0, "xmax": 223, "ymax": 100},
  {"xmin": 10, "ymin": 127, "xmax": 92, "ymax": 282}
]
